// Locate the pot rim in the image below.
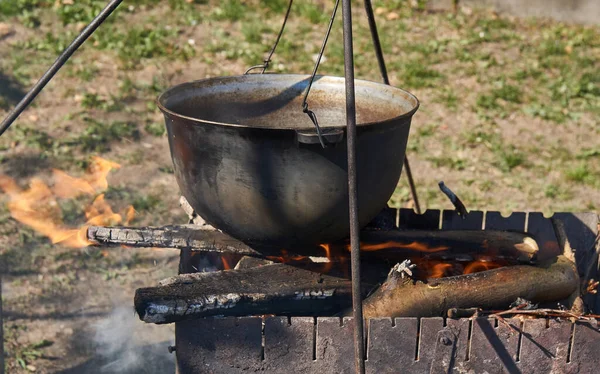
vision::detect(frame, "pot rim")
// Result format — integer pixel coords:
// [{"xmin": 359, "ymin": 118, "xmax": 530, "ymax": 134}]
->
[{"xmin": 156, "ymin": 74, "xmax": 419, "ymax": 130}]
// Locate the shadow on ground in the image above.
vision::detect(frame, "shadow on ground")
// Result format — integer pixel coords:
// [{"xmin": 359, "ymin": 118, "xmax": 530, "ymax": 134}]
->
[
  {"xmin": 0, "ymin": 153, "xmax": 51, "ymax": 179},
  {"xmin": 0, "ymin": 71, "xmax": 25, "ymax": 110}
]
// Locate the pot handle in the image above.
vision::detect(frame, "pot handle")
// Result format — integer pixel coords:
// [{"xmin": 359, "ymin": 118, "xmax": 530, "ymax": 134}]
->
[{"xmin": 295, "ymin": 128, "xmax": 344, "ymax": 145}]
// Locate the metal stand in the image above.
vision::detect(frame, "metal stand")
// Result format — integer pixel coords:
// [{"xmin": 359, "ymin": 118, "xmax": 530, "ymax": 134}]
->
[{"xmin": 340, "ymin": 1, "xmax": 365, "ymax": 373}]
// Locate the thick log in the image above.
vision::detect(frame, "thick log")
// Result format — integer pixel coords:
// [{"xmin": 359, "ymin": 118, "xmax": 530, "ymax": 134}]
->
[
  {"xmin": 135, "ymin": 256, "xmax": 576, "ymax": 324},
  {"xmin": 89, "ymin": 225, "xmax": 538, "ymax": 262},
  {"xmin": 134, "ymin": 263, "xmax": 357, "ymax": 324},
  {"xmin": 361, "ymin": 255, "xmax": 578, "ymax": 319}
]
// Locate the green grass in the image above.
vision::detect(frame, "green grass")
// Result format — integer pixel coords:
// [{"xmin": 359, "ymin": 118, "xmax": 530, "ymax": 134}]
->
[
  {"xmin": 210, "ymin": 0, "xmax": 246, "ymax": 21},
  {"xmin": 427, "ymin": 155, "xmax": 467, "ymax": 171},
  {"xmin": 144, "ymin": 122, "xmax": 165, "ymax": 137},
  {"xmin": 55, "ymin": 0, "xmax": 108, "ymax": 25},
  {"xmin": 476, "ymin": 82, "xmax": 522, "ymax": 111},
  {"xmin": 398, "ymin": 60, "xmax": 443, "ymax": 89},
  {"xmin": 296, "ymin": 2, "xmax": 328, "ymax": 24},
  {"xmin": 493, "ymin": 144, "xmax": 526, "ymax": 172},
  {"xmin": 92, "ymin": 25, "xmax": 195, "ymax": 68},
  {"xmin": 75, "ymin": 118, "xmax": 139, "ymax": 152},
  {"xmin": 565, "ymin": 163, "xmax": 597, "ymax": 186},
  {"xmin": 8, "ymin": 126, "xmax": 54, "ymax": 151},
  {"xmin": 0, "ymin": 0, "xmax": 45, "ymax": 26},
  {"xmin": 435, "ymin": 88, "xmax": 459, "ymax": 110},
  {"xmin": 80, "ymin": 93, "xmax": 124, "ymax": 112},
  {"xmin": 261, "ymin": 0, "xmax": 289, "ymax": 13}
]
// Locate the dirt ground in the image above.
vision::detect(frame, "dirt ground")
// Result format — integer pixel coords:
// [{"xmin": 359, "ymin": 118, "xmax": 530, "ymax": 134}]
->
[{"xmin": 0, "ymin": 1, "xmax": 598, "ymax": 373}]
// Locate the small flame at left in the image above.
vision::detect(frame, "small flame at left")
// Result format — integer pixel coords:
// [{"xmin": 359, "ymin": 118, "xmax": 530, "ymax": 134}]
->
[{"xmin": 0, "ymin": 156, "xmax": 134, "ymax": 248}]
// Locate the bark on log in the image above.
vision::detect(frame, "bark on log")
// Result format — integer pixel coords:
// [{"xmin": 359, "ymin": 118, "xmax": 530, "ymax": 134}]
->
[
  {"xmin": 88, "ymin": 224, "xmax": 263, "ymax": 256},
  {"xmin": 134, "ymin": 263, "xmax": 358, "ymax": 324},
  {"xmin": 361, "ymin": 255, "xmax": 578, "ymax": 319},
  {"xmin": 89, "ymin": 225, "xmax": 538, "ymax": 262},
  {"xmin": 135, "ymin": 256, "xmax": 576, "ymax": 324}
]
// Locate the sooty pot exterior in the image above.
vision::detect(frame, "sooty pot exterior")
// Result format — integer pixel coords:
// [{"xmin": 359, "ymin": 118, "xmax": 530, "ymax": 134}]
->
[{"xmin": 159, "ymin": 75, "xmax": 418, "ymax": 248}]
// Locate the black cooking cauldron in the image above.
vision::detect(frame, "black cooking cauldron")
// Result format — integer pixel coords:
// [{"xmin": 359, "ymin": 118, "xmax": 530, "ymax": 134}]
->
[{"xmin": 158, "ymin": 74, "xmax": 418, "ymax": 248}]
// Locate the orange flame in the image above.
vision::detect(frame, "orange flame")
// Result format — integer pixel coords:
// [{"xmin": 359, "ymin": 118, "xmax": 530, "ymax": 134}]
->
[
  {"xmin": 430, "ymin": 263, "xmax": 453, "ymax": 278},
  {"xmin": 319, "ymin": 243, "xmax": 333, "ymax": 273},
  {"xmin": 463, "ymin": 259, "xmax": 502, "ymax": 274},
  {"xmin": 53, "ymin": 156, "xmax": 121, "ymax": 198},
  {"xmin": 0, "ymin": 157, "xmax": 133, "ymax": 248},
  {"xmin": 266, "ymin": 249, "xmax": 308, "ymax": 263},
  {"xmin": 222, "ymin": 256, "xmax": 231, "ymax": 270},
  {"xmin": 355, "ymin": 241, "xmax": 449, "ymax": 253}
]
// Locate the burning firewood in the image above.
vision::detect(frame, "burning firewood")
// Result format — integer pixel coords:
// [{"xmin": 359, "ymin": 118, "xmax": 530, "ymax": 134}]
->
[
  {"xmin": 135, "ymin": 254, "xmax": 577, "ymax": 324},
  {"xmin": 360, "ymin": 255, "xmax": 578, "ymax": 319},
  {"xmin": 87, "ymin": 225, "xmax": 539, "ymax": 263},
  {"xmin": 134, "ymin": 263, "xmax": 360, "ymax": 324}
]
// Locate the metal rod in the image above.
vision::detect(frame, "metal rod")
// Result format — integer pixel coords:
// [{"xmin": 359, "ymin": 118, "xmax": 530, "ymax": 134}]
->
[
  {"xmin": 363, "ymin": 0, "xmax": 421, "ymax": 214},
  {"xmin": 244, "ymin": 0, "xmax": 294, "ymax": 74},
  {"xmin": 403, "ymin": 157, "xmax": 421, "ymax": 214},
  {"xmin": 363, "ymin": 0, "xmax": 389, "ymax": 84},
  {"xmin": 0, "ymin": 0, "xmax": 124, "ymax": 137},
  {"xmin": 341, "ymin": 0, "xmax": 365, "ymax": 373}
]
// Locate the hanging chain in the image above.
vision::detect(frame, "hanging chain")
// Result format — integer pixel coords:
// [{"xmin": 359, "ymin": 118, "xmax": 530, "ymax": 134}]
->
[
  {"xmin": 301, "ymin": 0, "xmax": 341, "ymax": 148},
  {"xmin": 244, "ymin": 0, "xmax": 294, "ymax": 74}
]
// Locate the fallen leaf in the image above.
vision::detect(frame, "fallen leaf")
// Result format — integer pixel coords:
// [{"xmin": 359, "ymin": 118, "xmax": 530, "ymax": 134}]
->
[{"xmin": 386, "ymin": 12, "xmax": 400, "ymax": 21}]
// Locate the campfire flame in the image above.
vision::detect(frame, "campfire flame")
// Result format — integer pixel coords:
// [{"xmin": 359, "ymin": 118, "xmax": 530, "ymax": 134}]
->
[
  {"xmin": 266, "ymin": 249, "xmax": 309, "ymax": 264},
  {"xmin": 0, "ymin": 156, "xmax": 133, "ymax": 248},
  {"xmin": 463, "ymin": 258, "xmax": 502, "ymax": 274},
  {"xmin": 353, "ymin": 241, "xmax": 449, "ymax": 253},
  {"xmin": 429, "ymin": 262, "xmax": 453, "ymax": 278},
  {"xmin": 261, "ymin": 239, "xmax": 507, "ymax": 280}
]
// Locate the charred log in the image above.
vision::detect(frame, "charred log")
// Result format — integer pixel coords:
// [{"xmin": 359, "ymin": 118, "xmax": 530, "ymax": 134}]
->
[
  {"xmin": 360, "ymin": 255, "xmax": 578, "ymax": 319},
  {"xmin": 89, "ymin": 225, "xmax": 538, "ymax": 262},
  {"xmin": 88, "ymin": 224, "xmax": 264, "ymax": 256},
  {"xmin": 134, "ymin": 263, "xmax": 359, "ymax": 324},
  {"xmin": 135, "ymin": 256, "xmax": 576, "ymax": 324}
]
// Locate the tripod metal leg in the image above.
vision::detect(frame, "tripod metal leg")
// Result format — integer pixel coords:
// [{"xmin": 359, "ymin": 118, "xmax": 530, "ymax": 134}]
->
[
  {"xmin": 341, "ymin": 0, "xmax": 366, "ymax": 373},
  {"xmin": 363, "ymin": 0, "xmax": 422, "ymax": 214}
]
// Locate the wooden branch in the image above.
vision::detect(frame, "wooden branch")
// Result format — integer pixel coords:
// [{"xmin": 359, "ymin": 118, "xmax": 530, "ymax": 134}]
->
[
  {"xmin": 360, "ymin": 255, "xmax": 578, "ymax": 319},
  {"xmin": 89, "ymin": 225, "xmax": 538, "ymax": 262},
  {"xmin": 88, "ymin": 224, "xmax": 263, "ymax": 256},
  {"xmin": 551, "ymin": 218, "xmax": 584, "ymax": 313},
  {"xmin": 134, "ymin": 263, "xmax": 358, "ymax": 324}
]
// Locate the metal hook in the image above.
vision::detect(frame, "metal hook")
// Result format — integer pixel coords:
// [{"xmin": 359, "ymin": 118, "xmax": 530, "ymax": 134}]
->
[{"xmin": 302, "ymin": 103, "xmax": 327, "ymax": 148}]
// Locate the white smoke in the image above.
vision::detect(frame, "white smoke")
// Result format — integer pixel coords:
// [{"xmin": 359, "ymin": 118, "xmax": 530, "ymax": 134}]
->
[{"xmin": 94, "ymin": 306, "xmax": 175, "ymax": 373}]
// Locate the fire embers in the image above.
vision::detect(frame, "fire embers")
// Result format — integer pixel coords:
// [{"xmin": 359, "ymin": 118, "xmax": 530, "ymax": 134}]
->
[
  {"xmin": 259, "ymin": 240, "xmax": 513, "ymax": 281},
  {"xmin": 412, "ymin": 256, "xmax": 508, "ymax": 279},
  {"xmin": 0, "ymin": 156, "xmax": 133, "ymax": 248}
]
